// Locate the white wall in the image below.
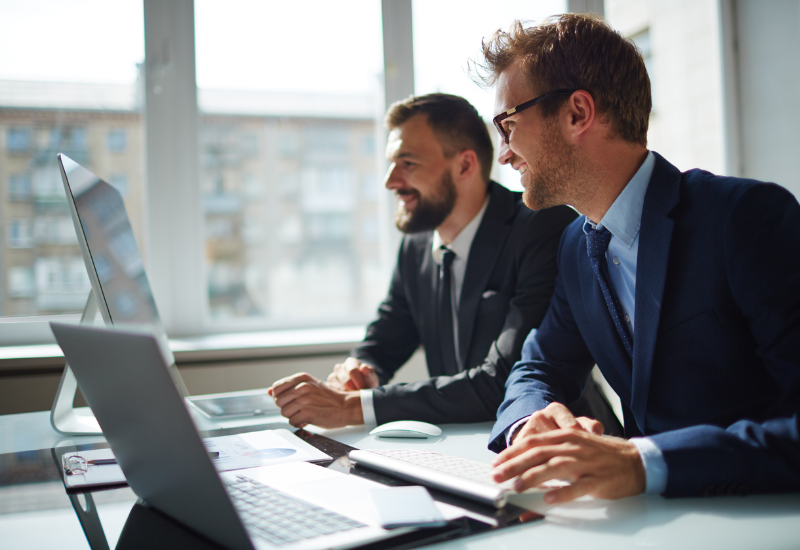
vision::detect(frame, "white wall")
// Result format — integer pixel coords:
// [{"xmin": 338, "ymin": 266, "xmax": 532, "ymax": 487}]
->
[
  {"xmin": 605, "ymin": 0, "xmax": 727, "ymax": 175},
  {"xmin": 732, "ymin": 0, "xmax": 800, "ymax": 197}
]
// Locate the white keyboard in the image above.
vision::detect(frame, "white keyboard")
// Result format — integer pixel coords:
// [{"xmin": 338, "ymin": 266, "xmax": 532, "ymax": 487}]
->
[{"xmin": 348, "ymin": 449, "xmax": 513, "ymax": 508}]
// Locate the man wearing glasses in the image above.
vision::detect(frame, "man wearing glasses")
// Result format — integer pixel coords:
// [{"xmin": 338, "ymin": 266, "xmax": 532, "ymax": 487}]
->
[
  {"xmin": 477, "ymin": 14, "xmax": 800, "ymax": 502},
  {"xmin": 269, "ymin": 93, "xmax": 617, "ymax": 431}
]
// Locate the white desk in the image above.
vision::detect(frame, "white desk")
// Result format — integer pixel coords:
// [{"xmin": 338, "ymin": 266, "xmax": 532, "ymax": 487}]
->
[{"xmin": 1, "ymin": 410, "xmax": 799, "ymax": 549}]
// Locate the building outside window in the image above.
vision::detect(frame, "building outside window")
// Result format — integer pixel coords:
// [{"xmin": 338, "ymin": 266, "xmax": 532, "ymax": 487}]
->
[
  {"xmin": 107, "ymin": 128, "xmax": 127, "ymax": 152},
  {"xmin": 0, "ymin": 0, "xmax": 145, "ymax": 322},
  {"xmin": 7, "ymin": 266, "xmax": 34, "ymax": 298},
  {"xmin": 7, "ymin": 220, "xmax": 34, "ymax": 248},
  {"xmin": 6, "ymin": 128, "xmax": 31, "ymax": 152},
  {"xmin": 8, "ymin": 174, "xmax": 31, "ymax": 201},
  {"xmin": 195, "ymin": 0, "xmax": 387, "ymax": 326}
]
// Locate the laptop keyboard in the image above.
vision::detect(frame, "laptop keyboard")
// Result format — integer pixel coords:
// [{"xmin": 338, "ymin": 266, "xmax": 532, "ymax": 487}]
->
[
  {"xmin": 226, "ymin": 477, "xmax": 366, "ymax": 546},
  {"xmin": 348, "ymin": 448, "xmax": 518, "ymax": 508},
  {"xmin": 358, "ymin": 449, "xmax": 501, "ymax": 485}
]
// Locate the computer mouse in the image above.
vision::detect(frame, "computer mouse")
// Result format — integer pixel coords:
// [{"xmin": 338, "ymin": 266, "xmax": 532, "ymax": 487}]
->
[{"xmin": 369, "ymin": 420, "xmax": 443, "ymax": 439}]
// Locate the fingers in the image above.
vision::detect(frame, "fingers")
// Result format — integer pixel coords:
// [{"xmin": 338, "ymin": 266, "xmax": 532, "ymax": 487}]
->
[
  {"xmin": 269, "ymin": 372, "xmax": 316, "ymax": 398},
  {"xmin": 352, "ymin": 364, "xmax": 379, "ymax": 389},
  {"xmin": 546, "ymin": 402, "xmax": 581, "ymax": 430},
  {"xmin": 327, "ymin": 370, "xmax": 349, "ymax": 391},
  {"xmin": 516, "ymin": 412, "xmax": 559, "ymax": 440},
  {"xmin": 329, "ymin": 358, "xmax": 374, "ymax": 391},
  {"xmin": 274, "ymin": 382, "xmax": 328, "ymax": 427},
  {"xmin": 273, "ymin": 380, "xmax": 319, "ymax": 410},
  {"xmin": 348, "ymin": 366, "xmax": 371, "ymax": 390},
  {"xmin": 512, "ymin": 454, "xmax": 580, "ymax": 491},
  {"xmin": 493, "ymin": 442, "xmax": 581, "ymax": 486},
  {"xmin": 286, "ymin": 409, "xmax": 312, "ymax": 429},
  {"xmin": 577, "ymin": 416, "xmax": 604, "ymax": 435},
  {"xmin": 492, "ymin": 442, "xmax": 574, "ymax": 483},
  {"xmin": 328, "ymin": 361, "xmax": 351, "ymax": 391},
  {"xmin": 495, "ymin": 427, "xmax": 579, "ymax": 466},
  {"xmin": 543, "ymin": 476, "xmax": 596, "ymax": 504},
  {"xmin": 515, "ymin": 403, "xmax": 604, "ymax": 444},
  {"xmin": 515, "ymin": 402, "xmax": 581, "ymax": 442}
]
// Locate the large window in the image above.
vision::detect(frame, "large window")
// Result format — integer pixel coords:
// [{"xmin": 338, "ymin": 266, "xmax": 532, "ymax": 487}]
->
[
  {"xmin": 0, "ymin": 0, "xmax": 145, "ymax": 325},
  {"xmin": 194, "ymin": 0, "xmax": 387, "ymax": 327}
]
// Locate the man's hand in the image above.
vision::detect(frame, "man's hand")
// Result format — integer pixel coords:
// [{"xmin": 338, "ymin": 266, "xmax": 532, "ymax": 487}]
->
[
  {"xmin": 267, "ymin": 373, "xmax": 363, "ymax": 429},
  {"xmin": 326, "ymin": 357, "xmax": 379, "ymax": 391},
  {"xmin": 512, "ymin": 402, "xmax": 603, "ymax": 444},
  {"xmin": 492, "ymin": 428, "xmax": 646, "ymax": 504}
]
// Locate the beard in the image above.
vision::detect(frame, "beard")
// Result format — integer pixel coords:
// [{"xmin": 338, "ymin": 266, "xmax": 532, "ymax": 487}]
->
[
  {"xmin": 394, "ymin": 170, "xmax": 457, "ymax": 233},
  {"xmin": 522, "ymin": 117, "xmax": 584, "ymax": 211}
]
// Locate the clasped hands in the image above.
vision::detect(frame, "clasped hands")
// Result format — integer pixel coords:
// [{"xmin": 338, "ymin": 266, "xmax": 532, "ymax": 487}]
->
[
  {"xmin": 491, "ymin": 402, "xmax": 646, "ymax": 504},
  {"xmin": 267, "ymin": 358, "xmax": 377, "ymax": 429}
]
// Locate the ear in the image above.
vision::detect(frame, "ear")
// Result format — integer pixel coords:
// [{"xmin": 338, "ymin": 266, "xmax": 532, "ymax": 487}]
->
[
  {"xmin": 454, "ymin": 149, "xmax": 479, "ymax": 181},
  {"xmin": 562, "ymin": 90, "xmax": 596, "ymax": 142}
]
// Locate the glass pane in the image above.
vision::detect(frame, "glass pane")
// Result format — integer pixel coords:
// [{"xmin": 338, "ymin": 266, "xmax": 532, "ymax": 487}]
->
[
  {"xmin": 195, "ymin": 0, "xmax": 387, "ymax": 326},
  {"xmin": 412, "ymin": 0, "xmax": 566, "ymax": 191},
  {"xmin": 0, "ymin": 0, "xmax": 145, "ymax": 318}
]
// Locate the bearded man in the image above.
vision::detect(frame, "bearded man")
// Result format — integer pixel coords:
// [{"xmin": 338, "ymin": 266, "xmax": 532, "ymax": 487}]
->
[{"xmin": 269, "ymin": 93, "xmax": 616, "ymax": 431}]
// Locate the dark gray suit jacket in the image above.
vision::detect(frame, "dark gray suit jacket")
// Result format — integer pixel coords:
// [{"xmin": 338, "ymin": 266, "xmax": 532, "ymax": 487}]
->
[{"xmin": 352, "ymin": 181, "xmax": 577, "ymax": 424}]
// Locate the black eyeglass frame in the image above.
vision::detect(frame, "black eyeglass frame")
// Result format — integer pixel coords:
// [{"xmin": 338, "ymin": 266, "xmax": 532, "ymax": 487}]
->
[{"xmin": 493, "ymin": 89, "xmax": 577, "ymax": 144}]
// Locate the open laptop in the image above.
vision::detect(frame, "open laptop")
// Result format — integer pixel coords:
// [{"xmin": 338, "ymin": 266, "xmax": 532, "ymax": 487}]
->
[{"xmin": 50, "ymin": 322, "xmax": 421, "ymax": 550}]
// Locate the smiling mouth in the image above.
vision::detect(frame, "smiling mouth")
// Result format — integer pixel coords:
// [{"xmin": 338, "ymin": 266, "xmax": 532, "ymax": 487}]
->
[
  {"xmin": 396, "ymin": 190, "xmax": 419, "ymax": 206},
  {"xmin": 399, "ymin": 193, "xmax": 414, "ymax": 201},
  {"xmin": 519, "ymin": 165, "xmax": 528, "ymax": 175}
]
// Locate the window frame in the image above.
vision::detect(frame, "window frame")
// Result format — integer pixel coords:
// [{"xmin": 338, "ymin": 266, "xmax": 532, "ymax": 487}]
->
[{"xmin": 0, "ymin": 0, "xmax": 414, "ymax": 346}]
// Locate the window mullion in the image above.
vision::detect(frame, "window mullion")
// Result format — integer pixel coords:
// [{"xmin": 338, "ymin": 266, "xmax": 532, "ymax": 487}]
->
[{"xmin": 143, "ymin": 0, "xmax": 207, "ymax": 336}]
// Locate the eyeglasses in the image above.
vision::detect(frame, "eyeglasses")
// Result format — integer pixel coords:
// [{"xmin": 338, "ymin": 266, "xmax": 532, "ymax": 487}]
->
[{"xmin": 492, "ymin": 89, "xmax": 576, "ymax": 144}]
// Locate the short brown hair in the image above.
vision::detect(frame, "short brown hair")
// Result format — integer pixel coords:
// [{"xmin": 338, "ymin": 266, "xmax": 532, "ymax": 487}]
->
[
  {"xmin": 473, "ymin": 14, "xmax": 651, "ymax": 145},
  {"xmin": 385, "ymin": 93, "xmax": 494, "ymax": 183}
]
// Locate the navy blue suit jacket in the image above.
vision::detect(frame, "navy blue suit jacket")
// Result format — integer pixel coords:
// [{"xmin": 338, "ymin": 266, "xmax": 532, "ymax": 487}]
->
[{"xmin": 490, "ymin": 153, "xmax": 800, "ymax": 497}]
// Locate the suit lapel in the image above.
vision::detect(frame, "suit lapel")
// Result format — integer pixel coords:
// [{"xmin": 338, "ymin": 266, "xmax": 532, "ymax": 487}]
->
[
  {"xmin": 457, "ymin": 183, "xmax": 514, "ymax": 365},
  {"xmin": 629, "ymin": 153, "xmax": 680, "ymax": 433}
]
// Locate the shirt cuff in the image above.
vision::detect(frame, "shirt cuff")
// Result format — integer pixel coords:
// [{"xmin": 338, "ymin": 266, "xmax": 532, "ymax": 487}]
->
[
  {"xmin": 505, "ymin": 416, "xmax": 531, "ymax": 447},
  {"xmin": 360, "ymin": 389, "xmax": 377, "ymax": 427},
  {"xmin": 630, "ymin": 437, "xmax": 668, "ymax": 495}
]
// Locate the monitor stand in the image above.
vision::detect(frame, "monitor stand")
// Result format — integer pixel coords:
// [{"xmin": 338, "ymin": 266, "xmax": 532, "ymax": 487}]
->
[{"xmin": 50, "ymin": 291, "xmax": 104, "ymax": 435}]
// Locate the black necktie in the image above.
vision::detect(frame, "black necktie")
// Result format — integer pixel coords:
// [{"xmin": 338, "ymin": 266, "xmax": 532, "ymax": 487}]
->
[
  {"xmin": 437, "ymin": 246, "xmax": 458, "ymax": 375},
  {"xmin": 586, "ymin": 226, "xmax": 633, "ymax": 356}
]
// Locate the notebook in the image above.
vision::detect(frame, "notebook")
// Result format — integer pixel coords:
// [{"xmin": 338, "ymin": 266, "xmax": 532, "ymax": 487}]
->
[{"xmin": 50, "ymin": 322, "xmax": 443, "ymax": 550}]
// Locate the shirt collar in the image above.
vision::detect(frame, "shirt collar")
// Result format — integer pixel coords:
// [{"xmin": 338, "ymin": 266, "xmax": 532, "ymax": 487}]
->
[
  {"xmin": 582, "ymin": 150, "xmax": 655, "ymax": 248},
  {"xmin": 433, "ymin": 194, "xmax": 491, "ymax": 263}
]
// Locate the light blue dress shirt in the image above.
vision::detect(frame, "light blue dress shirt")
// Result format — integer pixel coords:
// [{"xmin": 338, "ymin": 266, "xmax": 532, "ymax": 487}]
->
[{"xmin": 582, "ymin": 151, "xmax": 668, "ymax": 495}]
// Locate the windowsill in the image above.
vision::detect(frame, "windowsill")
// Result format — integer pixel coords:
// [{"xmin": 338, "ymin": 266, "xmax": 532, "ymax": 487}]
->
[{"xmin": 0, "ymin": 325, "xmax": 366, "ymax": 373}]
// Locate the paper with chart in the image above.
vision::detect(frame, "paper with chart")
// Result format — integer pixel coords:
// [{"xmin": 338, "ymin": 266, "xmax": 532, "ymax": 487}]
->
[
  {"xmin": 204, "ymin": 429, "xmax": 330, "ymax": 470},
  {"xmin": 62, "ymin": 428, "xmax": 330, "ymax": 489}
]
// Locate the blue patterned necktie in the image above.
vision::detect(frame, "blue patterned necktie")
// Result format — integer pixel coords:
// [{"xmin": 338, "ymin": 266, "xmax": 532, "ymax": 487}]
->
[
  {"xmin": 586, "ymin": 226, "xmax": 633, "ymax": 356},
  {"xmin": 438, "ymin": 246, "xmax": 458, "ymax": 375}
]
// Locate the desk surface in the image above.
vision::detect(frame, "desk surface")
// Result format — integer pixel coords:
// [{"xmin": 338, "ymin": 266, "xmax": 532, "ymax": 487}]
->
[{"xmin": 1, "ymin": 410, "xmax": 799, "ymax": 550}]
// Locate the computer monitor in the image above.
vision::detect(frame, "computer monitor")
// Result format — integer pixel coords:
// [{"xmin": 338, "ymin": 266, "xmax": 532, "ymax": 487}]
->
[
  {"xmin": 58, "ymin": 155, "xmax": 166, "ymax": 335},
  {"xmin": 53, "ymin": 154, "xmax": 277, "ymax": 435},
  {"xmin": 51, "ymin": 153, "xmax": 190, "ymax": 434}
]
